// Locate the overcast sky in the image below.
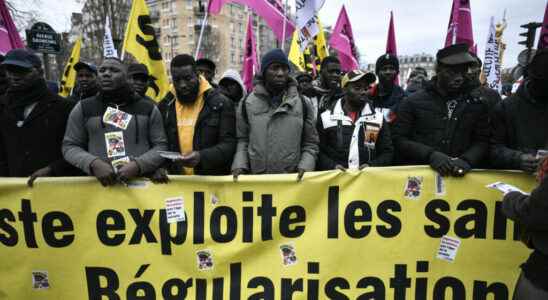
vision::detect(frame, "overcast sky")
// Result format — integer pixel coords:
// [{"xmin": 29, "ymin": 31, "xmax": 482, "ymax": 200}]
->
[{"xmin": 11, "ymin": 0, "xmax": 547, "ymax": 68}]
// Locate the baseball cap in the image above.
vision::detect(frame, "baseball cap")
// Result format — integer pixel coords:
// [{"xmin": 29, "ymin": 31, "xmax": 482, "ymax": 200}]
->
[
  {"xmin": 127, "ymin": 63, "xmax": 149, "ymax": 77},
  {"xmin": 436, "ymin": 43, "xmax": 476, "ymax": 66},
  {"xmin": 74, "ymin": 61, "xmax": 98, "ymax": 74},
  {"xmin": 341, "ymin": 70, "xmax": 376, "ymax": 88},
  {"xmin": 1, "ymin": 48, "xmax": 42, "ymax": 69}
]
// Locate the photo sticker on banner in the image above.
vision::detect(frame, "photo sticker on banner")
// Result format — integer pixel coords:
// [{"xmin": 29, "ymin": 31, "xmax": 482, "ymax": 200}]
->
[
  {"xmin": 404, "ymin": 176, "xmax": 423, "ymax": 199},
  {"xmin": 32, "ymin": 271, "xmax": 49, "ymax": 289},
  {"xmin": 103, "ymin": 107, "xmax": 132, "ymax": 130},
  {"xmin": 105, "ymin": 131, "xmax": 126, "ymax": 158},
  {"xmin": 164, "ymin": 197, "xmax": 185, "ymax": 224},
  {"xmin": 280, "ymin": 243, "xmax": 297, "ymax": 266},
  {"xmin": 196, "ymin": 250, "xmax": 214, "ymax": 271},
  {"xmin": 436, "ymin": 235, "xmax": 462, "ymax": 262}
]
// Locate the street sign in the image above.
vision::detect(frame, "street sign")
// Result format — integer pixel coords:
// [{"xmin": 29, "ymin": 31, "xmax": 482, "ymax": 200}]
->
[{"xmin": 26, "ymin": 22, "xmax": 61, "ymax": 54}]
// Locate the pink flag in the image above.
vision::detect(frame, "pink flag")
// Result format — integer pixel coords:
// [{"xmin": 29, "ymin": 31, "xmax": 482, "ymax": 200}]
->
[
  {"xmin": 208, "ymin": 0, "xmax": 295, "ymax": 42},
  {"xmin": 0, "ymin": 0, "xmax": 24, "ymax": 55},
  {"xmin": 329, "ymin": 5, "xmax": 359, "ymax": 72},
  {"xmin": 386, "ymin": 11, "xmax": 397, "ymax": 56},
  {"xmin": 539, "ymin": 2, "xmax": 548, "ymax": 49},
  {"xmin": 445, "ymin": 0, "xmax": 475, "ymax": 52},
  {"xmin": 241, "ymin": 16, "xmax": 259, "ymax": 92}
]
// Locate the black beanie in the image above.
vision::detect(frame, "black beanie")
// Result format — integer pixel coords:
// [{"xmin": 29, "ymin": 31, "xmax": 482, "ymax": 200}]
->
[
  {"xmin": 260, "ymin": 48, "xmax": 290, "ymax": 76},
  {"xmin": 529, "ymin": 48, "xmax": 548, "ymax": 79},
  {"xmin": 375, "ymin": 53, "xmax": 399, "ymax": 74}
]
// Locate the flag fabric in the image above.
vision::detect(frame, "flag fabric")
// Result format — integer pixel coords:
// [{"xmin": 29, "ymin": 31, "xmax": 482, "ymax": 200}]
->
[
  {"xmin": 539, "ymin": 2, "xmax": 548, "ymax": 49},
  {"xmin": 386, "ymin": 11, "xmax": 397, "ymax": 56},
  {"xmin": 329, "ymin": 5, "xmax": 359, "ymax": 72},
  {"xmin": 289, "ymin": 30, "xmax": 306, "ymax": 71},
  {"xmin": 314, "ymin": 17, "xmax": 328, "ymax": 62},
  {"xmin": 289, "ymin": 16, "xmax": 328, "ymax": 73},
  {"xmin": 0, "ymin": 0, "xmax": 24, "ymax": 55},
  {"xmin": 483, "ymin": 17, "xmax": 501, "ymax": 92},
  {"xmin": 295, "ymin": 0, "xmax": 325, "ymax": 29},
  {"xmin": 241, "ymin": 16, "xmax": 259, "ymax": 92},
  {"xmin": 122, "ymin": 0, "xmax": 170, "ymax": 101},
  {"xmin": 445, "ymin": 0, "xmax": 475, "ymax": 52},
  {"xmin": 59, "ymin": 37, "xmax": 82, "ymax": 97},
  {"xmin": 208, "ymin": 0, "xmax": 295, "ymax": 42},
  {"xmin": 103, "ymin": 17, "xmax": 118, "ymax": 58}
]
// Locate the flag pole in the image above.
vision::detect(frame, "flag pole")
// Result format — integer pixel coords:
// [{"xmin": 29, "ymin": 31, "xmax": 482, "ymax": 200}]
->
[
  {"xmin": 195, "ymin": 2, "xmax": 210, "ymax": 58},
  {"xmin": 281, "ymin": 0, "xmax": 289, "ymax": 51}
]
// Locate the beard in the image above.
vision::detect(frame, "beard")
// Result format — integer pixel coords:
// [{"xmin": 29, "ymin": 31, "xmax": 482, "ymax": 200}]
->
[{"xmin": 176, "ymin": 84, "xmax": 200, "ymax": 104}]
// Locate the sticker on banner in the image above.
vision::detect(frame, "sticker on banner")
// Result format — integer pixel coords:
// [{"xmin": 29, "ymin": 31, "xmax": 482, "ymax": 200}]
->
[
  {"xmin": 165, "ymin": 197, "xmax": 185, "ymax": 223},
  {"xmin": 486, "ymin": 182, "xmax": 529, "ymax": 195},
  {"xmin": 32, "ymin": 271, "xmax": 49, "ymax": 289},
  {"xmin": 435, "ymin": 174, "xmax": 446, "ymax": 196},
  {"xmin": 111, "ymin": 156, "xmax": 130, "ymax": 173},
  {"xmin": 211, "ymin": 193, "xmax": 220, "ymax": 205},
  {"xmin": 103, "ymin": 106, "xmax": 132, "ymax": 130},
  {"xmin": 436, "ymin": 235, "xmax": 461, "ymax": 262},
  {"xmin": 196, "ymin": 250, "xmax": 214, "ymax": 271},
  {"xmin": 280, "ymin": 243, "xmax": 297, "ymax": 266},
  {"xmin": 105, "ymin": 131, "xmax": 125, "ymax": 158},
  {"xmin": 404, "ymin": 176, "xmax": 423, "ymax": 199}
]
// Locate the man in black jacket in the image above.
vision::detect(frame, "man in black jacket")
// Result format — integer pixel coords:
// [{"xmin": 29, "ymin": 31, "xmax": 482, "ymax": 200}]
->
[
  {"xmin": 466, "ymin": 54, "xmax": 502, "ymax": 114},
  {"xmin": 0, "ymin": 55, "xmax": 7, "ymax": 95},
  {"xmin": 158, "ymin": 54, "xmax": 236, "ymax": 175},
  {"xmin": 393, "ymin": 44, "xmax": 489, "ymax": 176},
  {"xmin": 369, "ymin": 53, "xmax": 406, "ymax": 122},
  {"xmin": 67, "ymin": 61, "xmax": 99, "ymax": 102},
  {"xmin": 318, "ymin": 70, "xmax": 393, "ymax": 170},
  {"xmin": 0, "ymin": 49, "xmax": 79, "ymax": 185},
  {"xmin": 490, "ymin": 49, "xmax": 548, "ymax": 172},
  {"xmin": 315, "ymin": 56, "xmax": 343, "ymax": 113}
]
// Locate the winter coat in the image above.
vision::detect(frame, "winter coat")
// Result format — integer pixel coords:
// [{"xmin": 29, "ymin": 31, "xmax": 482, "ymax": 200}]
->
[
  {"xmin": 0, "ymin": 91, "xmax": 79, "ymax": 177},
  {"xmin": 490, "ymin": 83, "xmax": 548, "ymax": 170},
  {"xmin": 368, "ymin": 83, "xmax": 407, "ymax": 118},
  {"xmin": 62, "ymin": 92, "xmax": 167, "ymax": 175},
  {"xmin": 317, "ymin": 98, "xmax": 393, "ymax": 170},
  {"xmin": 231, "ymin": 78, "xmax": 319, "ymax": 174},
  {"xmin": 158, "ymin": 88, "xmax": 236, "ymax": 175},
  {"xmin": 392, "ymin": 80, "xmax": 489, "ymax": 166}
]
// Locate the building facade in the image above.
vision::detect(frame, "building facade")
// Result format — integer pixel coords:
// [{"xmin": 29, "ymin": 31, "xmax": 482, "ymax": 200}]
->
[{"xmin": 366, "ymin": 53, "xmax": 436, "ymax": 84}]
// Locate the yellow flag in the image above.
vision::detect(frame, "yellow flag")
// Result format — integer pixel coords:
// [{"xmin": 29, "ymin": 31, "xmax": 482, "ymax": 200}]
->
[
  {"xmin": 289, "ymin": 30, "xmax": 306, "ymax": 71},
  {"xmin": 122, "ymin": 0, "xmax": 169, "ymax": 101},
  {"xmin": 314, "ymin": 18, "xmax": 328, "ymax": 62},
  {"xmin": 59, "ymin": 37, "xmax": 81, "ymax": 97}
]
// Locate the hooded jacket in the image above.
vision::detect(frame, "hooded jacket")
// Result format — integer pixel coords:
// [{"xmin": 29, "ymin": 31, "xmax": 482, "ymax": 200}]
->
[
  {"xmin": 232, "ymin": 77, "xmax": 319, "ymax": 174},
  {"xmin": 219, "ymin": 69, "xmax": 246, "ymax": 102},
  {"xmin": 490, "ymin": 82, "xmax": 548, "ymax": 170}
]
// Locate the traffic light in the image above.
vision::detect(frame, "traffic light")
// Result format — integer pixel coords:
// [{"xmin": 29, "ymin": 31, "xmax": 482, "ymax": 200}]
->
[{"xmin": 518, "ymin": 22, "xmax": 542, "ymax": 48}]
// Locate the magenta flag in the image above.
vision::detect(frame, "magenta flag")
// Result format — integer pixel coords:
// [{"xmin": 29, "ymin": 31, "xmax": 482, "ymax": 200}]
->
[
  {"xmin": 445, "ymin": 0, "xmax": 475, "ymax": 52},
  {"xmin": 329, "ymin": 5, "xmax": 359, "ymax": 72},
  {"xmin": 539, "ymin": 2, "xmax": 548, "ymax": 49},
  {"xmin": 386, "ymin": 11, "xmax": 397, "ymax": 56},
  {"xmin": 241, "ymin": 16, "xmax": 259, "ymax": 92},
  {"xmin": 208, "ymin": 0, "xmax": 294, "ymax": 42},
  {"xmin": 0, "ymin": 0, "xmax": 24, "ymax": 55}
]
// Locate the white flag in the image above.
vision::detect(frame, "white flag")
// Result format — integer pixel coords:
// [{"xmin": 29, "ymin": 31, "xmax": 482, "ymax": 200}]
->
[
  {"xmin": 103, "ymin": 17, "xmax": 118, "ymax": 58},
  {"xmin": 295, "ymin": 0, "xmax": 325, "ymax": 29},
  {"xmin": 483, "ymin": 17, "xmax": 501, "ymax": 92}
]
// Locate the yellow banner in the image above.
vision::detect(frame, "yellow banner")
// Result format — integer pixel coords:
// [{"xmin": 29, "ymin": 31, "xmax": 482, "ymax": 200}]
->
[
  {"xmin": 0, "ymin": 167, "xmax": 535, "ymax": 299},
  {"xmin": 122, "ymin": 0, "xmax": 170, "ymax": 102},
  {"xmin": 58, "ymin": 37, "xmax": 81, "ymax": 97}
]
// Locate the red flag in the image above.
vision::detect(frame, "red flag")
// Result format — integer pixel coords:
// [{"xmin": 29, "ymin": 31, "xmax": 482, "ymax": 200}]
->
[
  {"xmin": 539, "ymin": 2, "xmax": 548, "ymax": 49},
  {"xmin": 0, "ymin": 0, "xmax": 24, "ymax": 55},
  {"xmin": 329, "ymin": 5, "xmax": 359, "ymax": 72},
  {"xmin": 445, "ymin": 0, "xmax": 460, "ymax": 47},
  {"xmin": 207, "ymin": 0, "xmax": 225, "ymax": 14},
  {"xmin": 445, "ymin": 0, "xmax": 475, "ymax": 52},
  {"xmin": 386, "ymin": 11, "xmax": 397, "ymax": 56},
  {"xmin": 241, "ymin": 16, "xmax": 259, "ymax": 92}
]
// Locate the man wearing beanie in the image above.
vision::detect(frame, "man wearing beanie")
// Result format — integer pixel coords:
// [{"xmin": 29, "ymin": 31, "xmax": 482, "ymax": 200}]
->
[
  {"xmin": 158, "ymin": 54, "xmax": 236, "ymax": 175},
  {"xmin": 369, "ymin": 53, "xmax": 406, "ymax": 122},
  {"xmin": 0, "ymin": 49, "xmax": 80, "ymax": 185},
  {"xmin": 490, "ymin": 49, "xmax": 548, "ymax": 173},
  {"xmin": 232, "ymin": 49, "xmax": 319, "ymax": 180},
  {"xmin": 63, "ymin": 57, "xmax": 168, "ymax": 186},
  {"xmin": 392, "ymin": 44, "xmax": 489, "ymax": 177}
]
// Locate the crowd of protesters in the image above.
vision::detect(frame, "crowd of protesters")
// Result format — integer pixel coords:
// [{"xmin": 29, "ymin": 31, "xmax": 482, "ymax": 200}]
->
[{"xmin": 0, "ymin": 42, "xmax": 547, "ymax": 297}]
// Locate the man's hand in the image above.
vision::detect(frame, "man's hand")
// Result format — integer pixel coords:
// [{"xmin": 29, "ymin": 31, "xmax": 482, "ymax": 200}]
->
[
  {"xmin": 149, "ymin": 168, "xmax": 169, "ymax": 184},
  {"xmin": 179, "ymin": 151, "xmax": 201, "ymax": 168},
  {"xmin": 519, "ymin": 154, "xmax": 539, "ymax": 173},
  {"xmin": 451, "ymin": 158, "xmax": 471, "ymax": 177},
  {"xmin": 91, "ymin": 159, "xmax": 116, "ymax": 187},
  {"xmin": 232, "ymin": 168, "xmax": 245, "ymax": 182},
  {"xmin": 297, "ymin": 168, "xmax": 306, "ymax": 182},
  {"xmin": 359, "ymin": 163, "xmax": 369, "ymax": 170},
  {"xmin": 27, "ymin": 166, "xmax": 52, "ymax": 187},
  {"xmin": 429, "ymin": 151, "xmax": 454, "ymax": 176},
  {"xmin": 117, "ymin": 161, "xmax": 140, "ymax": 183},
  {"xmin": 334, "ymin": 164, "xmax": 347, "ymax": 172}
]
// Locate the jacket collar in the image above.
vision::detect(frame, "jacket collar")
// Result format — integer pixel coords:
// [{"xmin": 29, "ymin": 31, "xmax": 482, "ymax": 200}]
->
[{"xmin": 253, "ymin": 77, "xmax": 300, "ymax": 108}]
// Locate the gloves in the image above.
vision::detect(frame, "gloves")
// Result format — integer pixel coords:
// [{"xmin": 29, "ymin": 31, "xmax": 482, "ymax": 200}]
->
[
  {"xmin": 451, "ymin": 158, "xmax": 471, "ymax": 177},
  {"xmin": 519, "ymin": 154, "xmax": 539, "ymax": 173},
  {"xmin": 429, "ymin": 151, "xmax": 453, "ymax": 176}
]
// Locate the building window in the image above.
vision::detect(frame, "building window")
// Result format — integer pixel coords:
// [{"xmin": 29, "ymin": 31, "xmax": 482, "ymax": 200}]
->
[
  {"xmin": 188, "ymin": 16, "xmax": 192, "ymax": 25},
  {"xmin": 171, "ymin": 18, "xmax": 177, "ymax": 29},
  {"xmin": 186, "ymin": 0, "xmax": 192, "ymax": 9},
  {"xmin": 231, "ymin": 52, "xmax": 236, "ymax": 63}
]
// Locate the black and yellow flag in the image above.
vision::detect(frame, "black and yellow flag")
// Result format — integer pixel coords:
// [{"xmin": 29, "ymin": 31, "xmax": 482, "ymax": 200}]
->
[
  {"xmin": 122, "ymin": 0, "xmax": 169, "ymax": 101},
  {"xmin": 59, "ymin": 37, "xmax": 81, "ymax": 97}
]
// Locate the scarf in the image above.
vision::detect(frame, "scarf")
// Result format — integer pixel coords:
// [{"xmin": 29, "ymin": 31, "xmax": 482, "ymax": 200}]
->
[{"xmin": 6, "ymin": 78, "xmax": 49, "ymax": 121}]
